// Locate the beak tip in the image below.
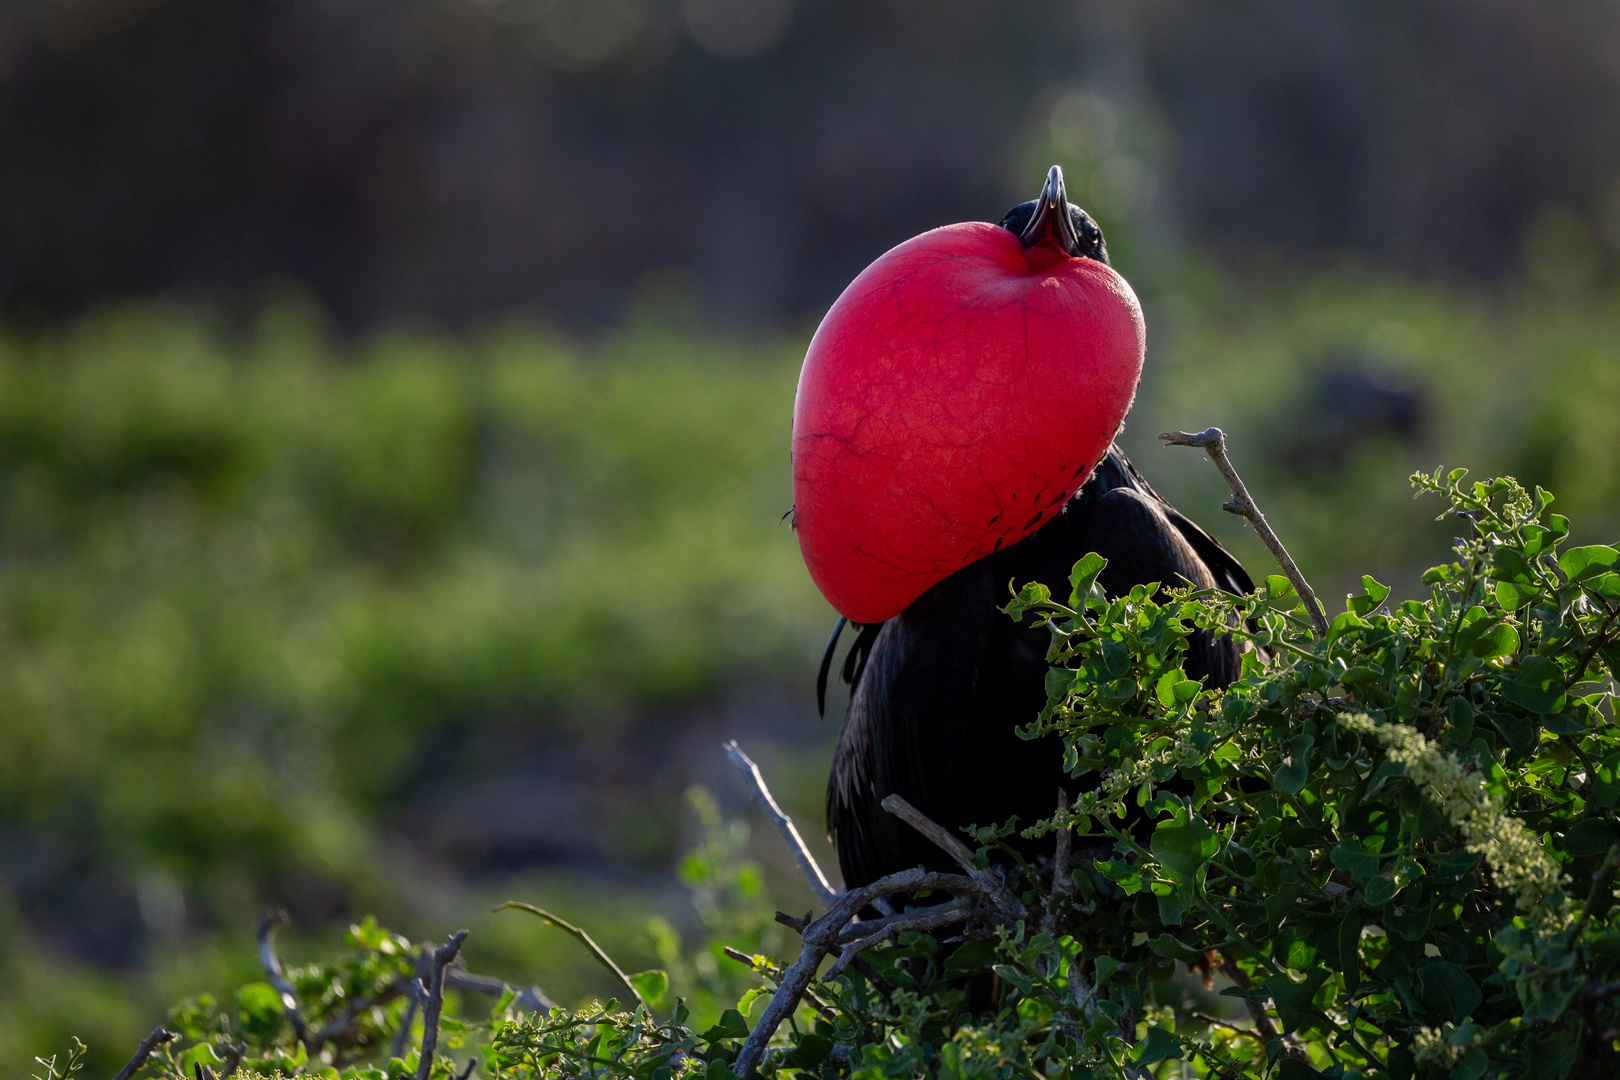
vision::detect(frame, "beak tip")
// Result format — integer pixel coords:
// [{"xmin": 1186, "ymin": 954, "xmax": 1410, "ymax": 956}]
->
[{"xmin": 1020, "ymin": 164, "xmax": 1080, "ymax": 254}]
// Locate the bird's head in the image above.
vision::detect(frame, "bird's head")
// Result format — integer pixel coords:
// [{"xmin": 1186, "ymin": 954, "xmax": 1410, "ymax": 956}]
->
[{"xmin": 996, "ymin": 165, "xmax": 1109, "ymax": 265}]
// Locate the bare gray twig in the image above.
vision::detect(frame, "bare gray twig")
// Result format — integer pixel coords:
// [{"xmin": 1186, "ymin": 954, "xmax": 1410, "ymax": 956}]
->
[
  {"xmin": 445, "ymin": 969, "xmax": 556, "ymax": 1013},
  {"xmin": 113, "ymin": 1027, "xmax": 176, "ymax": 1080},
  {"xmin": 1158, "ymin": 427, "xmax": 1329, "ymax": 636},
  {"xmin": 738, "ymin": 866, "xmax": 1014, "ymax": 1075},
  {"xmin": 826, "ymin": 901, "xmax": 976, "ymax": 981},
  {"xmin": 735, "ymin": 791, "xmax": 1033, "ymax": 1076},
  {"xmin": 216, "ymin": 1042, "xmax": 244, "ymax": 1078},
  {"xmin": 1051, "ymin": 788, "xmax": 1073, "ymax": 907},
  {"xmin": 879, "ymin": 793, "xmax": 1023, "ymax": 920},
  {"xmin": 256, "ymin": 909, "xmax": 310, "ymax": 1048},
  {"xmin": 724, "ymin": 740, "xmax": 842, "ymax": 906},
  {"xmin": 835, "ymin": 896, "xmax": 970, "ymax": 944},
  {"xmin": 415, "ymin": 929, "xmax": 470, "ymax": 1080}
]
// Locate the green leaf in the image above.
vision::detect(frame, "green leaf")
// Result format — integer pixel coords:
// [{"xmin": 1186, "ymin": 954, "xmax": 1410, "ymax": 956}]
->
[
  {"xmin": 1416, "ymin": 959, "xmax": 1482, "ymax": 1024},
  {"xmin": 1327, "ymin": 610, "xmax": 1368, "ymax": 646},
  {"xmin": 1274, "ymin": 734, "xmax": 1315, "ymax": 794},
  {"xmin": 236, "ymin": 982, "xmax": 285, "ymax": 1034},
  {"xmin": 1347, "ymin": 575, "xmax": 1391, "ymax": 616},
  {"xmin": 1152, "ymin": 807, "xmax": 1219, "ymax": 880},
  {"xmin": 1068, "ymin": 551, "xmax": 1108, "ymax": 608},
  {"xmin": 1452, "ymin": 1045, "xmax": 1489, "ymax": 1080},
  {"xmin": 991, "ymin": 964, "xmax": 1034, "ymax": 996},
  {"xmin": 1134, "ymin": 1026, "xmax": 1182, "ymax": 1065},
  {"xmin": 785, "ymin": 1033, "xmax": 834, "ymax": 1069},
  {"xmin": 1456, "ymin": 617, "xmax": 1518, "ymax": 659},
  {"xmin": 629, "ymin": 969, "xmax": 668, "ymax": 1007},
  {"xmin": 1092, "ymin": 955, "xmax": 1121, "ymax": 985},
  {"xmin": 1263, "ymin": 574, "xmax": 1300, "ymax": 610},
  {"xmin": 1336, "ymin": 907, "xmax": 1363, "ymax": 994},
  {"xmin": 705, "ymin": 1059, "xmax": 739, "ymax": 1080},
  {"xmin": 1507, "ymin": 655, "xmax": 1567, "ymax": 713},
  {"xmin": 1146, "ymin": 934, "xmax": 1207, "ymax": 963},
  {"xmin": 1496, "ymin": 579, "xmax": 1534, "ymax": 611},
  {"xmin": 1364, "ymin": 875, "xmax": 1397, "ymax": 907},
  {"xmin": 1558, "ymin": 544, "xmax": 1619, "ymax": 583},
  {"xmin": 1485, "ymin": 710, "xmax": 1534, "ymax": 753},
  {"xmin": 1561, "ymin": 819, "xmax": 1620, "ymax": 857},
  {"xmin": 1330, "ymin": 839, "xmax": 1380, "ymax": 882},
  {"xmin": 735, "ymin": 986, "xmax": 767, "ymax": 1018},
  {"xmin": 1263, "ymin": 968, "xmax": 1331, "ymax": 1033},
  {"xmin": 701, "ymin": 1009, "xmax": 750, "ymax": 1042},
  {"xmin": 1489, "ymin": 547, "xmax": 1533, "ymax": 583},
  {"xmin": 942, "ymin": 939, "xmax": 999, "ymax": 979}
]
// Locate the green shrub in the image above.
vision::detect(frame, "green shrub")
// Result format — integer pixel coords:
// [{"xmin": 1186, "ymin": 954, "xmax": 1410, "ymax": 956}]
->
[{"xmin": 81, "ymin": 464, "xmax": 1620, "ymax": 1078}]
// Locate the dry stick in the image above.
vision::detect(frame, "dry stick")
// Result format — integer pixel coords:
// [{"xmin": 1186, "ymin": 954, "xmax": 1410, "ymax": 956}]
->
[
  {"xmin": 1190, "ymin": 1012, "xmax": 1267, "ymax": 1044},
  {"xmin": 1158, "ymin": 427, "xmax": 1330, "ymax": 636},
  {"xmin": 738, "ymin": 868, "xmax": 1012, "ymax": 1075},
  {"xmin": 216, "ymin": 1043, "xmax": 244, "ymax": 1078},
  {"xmin": 415, "ymin": 929, "xmax": 470, "ymax": 1080},
  {"xmin": 734, "ymin": 799, "xmax": 1031, "ymax": 1077},
  {"xmin": 879, "ymin": 793, "xmax": 1024, "ymax": 919},
  {"xmin": 835, "ymin": 896, "xmax": 970, "ymax": 944},
  {"xmin": 826, "ymin": 902, "xmax": 977, "ymax": 981},
  {"xmin": 493, "ymin": 901, "xmax": 650, "ymax": 1010},
  {"xmin": 112, "ymin": 1026, "xmax": 176, "ymax": 1080},
  {"xmin": 256, "ymin": 909, "xmax": 310, "ymax": 1048},
  {"xmin": 724, "ymin": 740, "xmax": 842, "ymax": 906},
  {"xmin": 446, "ymin": 969, "xmax": 556, "ymax": 1012},
  {"xmin": 1051, "ymin": 788, "xmax": 1073, "ymax": 915}
]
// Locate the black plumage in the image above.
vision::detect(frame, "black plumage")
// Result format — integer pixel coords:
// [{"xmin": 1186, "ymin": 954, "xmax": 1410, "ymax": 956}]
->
[{"xmin": 823, "ymin": 445, "xmax": 1253, "ymax": 890}]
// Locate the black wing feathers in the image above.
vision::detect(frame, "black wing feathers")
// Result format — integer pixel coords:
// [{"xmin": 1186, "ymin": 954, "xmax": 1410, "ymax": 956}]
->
[{"xmin": 825, "ymin": 445, "xmax": 1251, "ymax": 889}]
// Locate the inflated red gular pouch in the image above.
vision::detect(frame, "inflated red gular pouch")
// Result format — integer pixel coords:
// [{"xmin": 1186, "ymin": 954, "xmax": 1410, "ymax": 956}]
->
[{"xmin": 792, "ymin": 167, "xmax": 1146, "ymax": 623}]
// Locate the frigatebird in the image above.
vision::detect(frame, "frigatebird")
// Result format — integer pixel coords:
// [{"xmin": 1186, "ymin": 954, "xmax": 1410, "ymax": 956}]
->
[{"xmin": 820, "ymin": 178, "xmax": 1254, "ymax": 890}]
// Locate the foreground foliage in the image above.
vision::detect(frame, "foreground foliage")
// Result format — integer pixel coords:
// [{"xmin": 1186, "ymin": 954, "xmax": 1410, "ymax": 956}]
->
[{"xmin": 74, "ymin": 466, "xmax": 1619, "ymax": 1078}]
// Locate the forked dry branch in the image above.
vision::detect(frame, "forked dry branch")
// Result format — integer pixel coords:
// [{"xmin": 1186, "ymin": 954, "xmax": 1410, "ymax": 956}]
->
[
  {"xmin": 1158, "ymin": 426, "xmax": 1330, "ymax": 635},
  {"xmin": 730, "ymin": 784, "xmax": 1030, "ymax": 1077}
]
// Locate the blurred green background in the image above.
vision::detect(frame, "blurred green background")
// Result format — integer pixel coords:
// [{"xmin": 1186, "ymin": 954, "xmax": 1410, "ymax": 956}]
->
[{"xmin": 4, "ymin": 1, "xmax": 1620, "ymax": 1072}]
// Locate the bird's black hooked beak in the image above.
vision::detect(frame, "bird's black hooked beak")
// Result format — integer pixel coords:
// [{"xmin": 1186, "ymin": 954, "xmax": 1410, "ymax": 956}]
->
[{"xmin": 1018, "ymin": 165, "xmax": 1082, "ymax": 255}]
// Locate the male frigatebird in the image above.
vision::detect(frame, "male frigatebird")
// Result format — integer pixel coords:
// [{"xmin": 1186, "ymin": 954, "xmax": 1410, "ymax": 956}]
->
[{"xmin": 805, "ymin": 170, "xmax": 1254, "ymax": 889}]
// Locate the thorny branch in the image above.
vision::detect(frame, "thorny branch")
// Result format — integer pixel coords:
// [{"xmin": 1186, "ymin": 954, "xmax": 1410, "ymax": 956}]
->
[
  {"xmin": 733, "ymin": 792, "xmax": 1030, "ymax": 1076},
  {"xmin": 724, "ymin": 740, "xmax": 842, "ymax": 906},
  {"xmin": 112, "ymin": 1027, "xmax": 176, "ymax": 1080},
  {"xmin": 415, "ymin": 930, "xmax": 470, "ymax": 1080},
  {"xmin": 1159, "ymin": 426, "xmax": 1330, "ymax": 636}
]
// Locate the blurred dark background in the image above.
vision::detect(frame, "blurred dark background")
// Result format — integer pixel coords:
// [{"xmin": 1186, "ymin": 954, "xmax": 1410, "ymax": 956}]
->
[
  {"xmin": 3, "ymin": 0, "xmax": 1620, "ymax": 1068},
  {"xmin": 8, "ymin": 0, "xmax": 1620, "ymax": 331}
]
